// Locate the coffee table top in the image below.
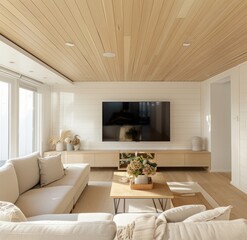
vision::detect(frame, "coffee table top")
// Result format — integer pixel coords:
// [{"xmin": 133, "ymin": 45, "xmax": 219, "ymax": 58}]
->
[{"xmin": 110, "ymin": 172, "xmax": 174, "ymax": 199}]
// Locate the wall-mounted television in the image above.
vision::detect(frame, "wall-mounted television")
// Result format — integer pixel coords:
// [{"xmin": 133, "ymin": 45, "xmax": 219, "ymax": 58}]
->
[{"xmin": 102, "ymin": 101, "xmax": 170, "ymax": 142}]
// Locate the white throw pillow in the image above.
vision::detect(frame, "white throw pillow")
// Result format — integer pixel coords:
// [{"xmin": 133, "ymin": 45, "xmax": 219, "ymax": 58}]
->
[
  {"xmin": 0, "ymin": 201, "xmax": 27, "ymax": 222},
  {"xmin": 38, "ymin": 154, "xmax": 64, "ymax": 187},
  {"xmin": 158, "ymin": 205, "xmax": 206, "ymax": 222},
  {"xmin": 183, "ymin": 205, "xmax": 232, "ymax": 222},
  {"xmin": 8, "ymin": 152, "xmax": 40, "ymax": 194}
]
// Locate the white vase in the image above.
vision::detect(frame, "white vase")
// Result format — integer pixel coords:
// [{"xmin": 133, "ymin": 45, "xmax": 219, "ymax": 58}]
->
[
  {"xmin": 66, "ymin": 143, "xmax": 74, "ymax": 151},
  {"xmin": 192, "ymin": 136, "xmax": 203, "ymax": 151},
  {"xmin": 55, "ymin": 142, "xmax": 64, "ymax": 151},
  {"xmin": 134, "ymin": 175, "xmax": 148, "ymax": 184}
]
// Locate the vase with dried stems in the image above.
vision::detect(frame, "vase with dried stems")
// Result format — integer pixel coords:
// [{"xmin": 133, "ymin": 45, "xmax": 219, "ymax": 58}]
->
[{"xmin": 49, "ymin": 130, "xmax": 72, "ymax": 151}]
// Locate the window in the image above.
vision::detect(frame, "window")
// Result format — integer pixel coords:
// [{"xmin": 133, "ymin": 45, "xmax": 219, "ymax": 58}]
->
[
  {"xmin": 0, "ymin": 81, "xmax": 9, "ymax": 161},
  {"xmin": 0, "ymin": 73, "xmax": 44, "ymax": 162},
  {"xmin": 19, "ymin": 86, "xmax": 37, "ymax": 157}
]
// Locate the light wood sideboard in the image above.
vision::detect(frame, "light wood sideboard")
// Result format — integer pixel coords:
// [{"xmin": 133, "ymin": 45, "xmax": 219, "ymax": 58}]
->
[
  {"xmin": 156, "ymin": 150, "xmax": 211, "ymax": 168},
  {"xmin": 44, "ymin": 150, "xmax": 119, "ymax": 167},
  {"xmin": 44, "ymin": 150, "xmax": 211, "ymax": 169}
]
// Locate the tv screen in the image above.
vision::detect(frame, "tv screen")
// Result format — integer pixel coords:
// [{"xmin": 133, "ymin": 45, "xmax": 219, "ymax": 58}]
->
[{"xmin": 102, "ymin": 101, "xmax": 170, "ymax": 142}]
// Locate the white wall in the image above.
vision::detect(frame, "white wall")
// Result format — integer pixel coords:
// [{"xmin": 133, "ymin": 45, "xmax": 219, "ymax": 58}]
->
[
  {"xmin": 50, "ymin": 82, "xmax": 201, "ymax": 150},
  {"xmin": 211, "ymin": 82, "xmax": 231, "ymax": 172},
  {"xmin": 239, "ymin": 63, "xmax": 247, "ymax": 193},
  {"xmin": 201, "ymin": 79, "xmax": 211, "ymax": 151},
  {"xmin": 40, "ymin": 85, "xmax": 52, "ymax": 153}
]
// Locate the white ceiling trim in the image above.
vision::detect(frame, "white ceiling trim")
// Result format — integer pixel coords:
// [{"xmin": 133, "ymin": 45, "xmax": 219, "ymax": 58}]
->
[
  {"xmin": 0, "ymin": 65, "xmax": 44, "ymax": 86},
  {"xmin": 0, "ymin": 35, "xmax": 73, "ymax": 85}
]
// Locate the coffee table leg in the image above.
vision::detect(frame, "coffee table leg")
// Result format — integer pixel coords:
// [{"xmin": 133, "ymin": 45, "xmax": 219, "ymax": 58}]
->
[
  {"xmin": 152, "ymin": 199, "xmax": 158, "ymax": 213},
  {"xmin": 158, "ymin": 199, "xmax": 168, "ymax": 211},
  {"xmin": 152, "ymin": 199, "xmax": 168, "ymax": 212},
  {"xmin": 158, "ymin": 199, "xmax": 164, "ymax": 211},
  {"xmin": 113, "ymin": 198, "xmax": 121, "ymax": 214},
  {"xmin": 123, "ymin": 199, "xmax": 126, "ymax": 213}
]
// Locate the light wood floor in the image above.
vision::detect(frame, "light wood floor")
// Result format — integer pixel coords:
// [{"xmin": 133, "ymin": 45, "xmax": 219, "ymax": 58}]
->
[{"xmin": 90, "ymin": 167, "xmax": 247, "ymax": 220}]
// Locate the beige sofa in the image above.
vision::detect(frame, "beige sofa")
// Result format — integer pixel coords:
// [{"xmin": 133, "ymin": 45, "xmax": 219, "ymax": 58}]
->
[
  {"xmin": 0, "ymin": 208, "xmax": 247, "ymax": 240},
  {"xmin": 0, "ymin": 152, "xmax": 90, "ymax": 217}
]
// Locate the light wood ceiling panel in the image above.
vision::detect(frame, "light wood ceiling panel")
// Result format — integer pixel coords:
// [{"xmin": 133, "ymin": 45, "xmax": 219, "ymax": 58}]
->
[{"xmin": 0, "ymin": 0, "xmax": 247, "ymax": 82}]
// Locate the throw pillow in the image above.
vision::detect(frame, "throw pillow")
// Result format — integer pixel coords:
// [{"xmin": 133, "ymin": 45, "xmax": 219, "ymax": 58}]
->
[
  {"xmin": 7, "ymin": 152, "xmax": 40, "ymax": 194},
  {"xmin": 183, "ymin": 205, "xmax": 232, "ymax": 222},
  {"xmin": 158, "ymin": 204, "xmax": 206, "ymax": 222},
  {"xmin": 38, "ymin": 154, "xmax": 64, "ymax": 187},
  {"xmin": 0, "ymin": 163, "xmax": 19, "ymax": 203},
  {"xmin": 0, "ymin": 201, "xmax": 27, "ymax": 222}
]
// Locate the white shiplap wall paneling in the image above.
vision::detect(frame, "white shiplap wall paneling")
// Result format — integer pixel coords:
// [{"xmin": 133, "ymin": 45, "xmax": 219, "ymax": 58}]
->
[{"xmin": 51, "ymin": 82, "xmax": 201, "ymax": 150}]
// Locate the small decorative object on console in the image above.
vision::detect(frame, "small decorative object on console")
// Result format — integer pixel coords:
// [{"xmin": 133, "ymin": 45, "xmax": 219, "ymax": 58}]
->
[
  {"xmin": 49, "ymin": 131, "xmax": 81, "ymax": 151},
  {"xmin": 191, "ymin": 136, "xmax": 203, "ymax": 151},
  {"xmin": 72, "ymin": 135, "xmax": 81, "ymax": 151}
]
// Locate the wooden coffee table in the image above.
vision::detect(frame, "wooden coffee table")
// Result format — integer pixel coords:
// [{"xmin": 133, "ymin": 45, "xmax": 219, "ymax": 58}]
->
[{"xmin": 110, "ymin": 172, "xmax": 174, "ymax": 214}]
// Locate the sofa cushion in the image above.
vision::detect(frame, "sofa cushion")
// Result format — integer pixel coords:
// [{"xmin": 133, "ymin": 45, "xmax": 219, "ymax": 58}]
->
[
  {"xmin": 0, "ymin": 163, "xmax": 19, "ymax": 203},
  {"xmin": 159, "ymin": 204, "xmax": 206, "ymax": 222},
  {"xmin": 15, "ymin": 186, "xmax": 74, "ymax": 217},
  {"xmin": 47, "ymin": 163, "xmax": 90, "ymax": 203},
  {"xmin": 0, "ymin": 220, "xmax": 117, "ymax": 240},
  {"xmin": 183, "ymin": 206, "xmax": 232, "ymax": 222},
  {"xmin": 28, "ymin": 213, "xmax": 113, "ymax": 221},
  {"xmin": 0, "ymin": 201, "xmax": 27, "ymax": 222},
  {"xmin": 8, "ymin": 152, "xmax": 40, "ymax": 194},
  {"xmin": 164, "ymin": 219, "xmax": 247, "ymax": 240},
  {"xmin": 38, "ymin": 154, "xmax": 64, "ymax": 187}
]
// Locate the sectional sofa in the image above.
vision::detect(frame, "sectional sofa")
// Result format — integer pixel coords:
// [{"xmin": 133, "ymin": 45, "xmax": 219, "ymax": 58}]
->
[
  {"xmin": 0, "ymin": 152, "xmax": 90, "ymax": 217},
  {"xmin": 0, "ymin": 152, "xmax": 247, "ymax": 239}
]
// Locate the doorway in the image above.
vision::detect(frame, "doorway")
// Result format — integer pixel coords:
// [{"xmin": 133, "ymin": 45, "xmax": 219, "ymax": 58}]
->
[{"xmin": 210, "ymin": 79, "xmax": 231, "ymax": 172}]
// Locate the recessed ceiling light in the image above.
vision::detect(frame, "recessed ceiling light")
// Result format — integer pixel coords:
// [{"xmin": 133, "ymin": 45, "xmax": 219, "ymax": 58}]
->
[
  {"xmin": 103, "ymin": 52, "xmax": 116, "ymax": 58},
  {"xmin": 65, "ymin": 42, "xmax": 75, "ymax": 47},
  {"xmin": 183, "ymin": 42, "xmax": 191, "ymax": 47}
]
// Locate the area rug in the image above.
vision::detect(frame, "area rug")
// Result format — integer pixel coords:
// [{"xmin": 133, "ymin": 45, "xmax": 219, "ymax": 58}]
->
[{"xmin": 72, "ymin": 181, "xmax": 219, "ymax": 215}]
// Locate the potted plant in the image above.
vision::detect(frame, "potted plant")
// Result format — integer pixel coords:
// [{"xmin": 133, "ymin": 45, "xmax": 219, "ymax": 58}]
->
[
  {"xmin": 126, "ymin": 154, "xmax": 157, "ymax": 184},
  {"xmin": 49, "ymin": 130, "xmax": 72, "ymax": 151}
]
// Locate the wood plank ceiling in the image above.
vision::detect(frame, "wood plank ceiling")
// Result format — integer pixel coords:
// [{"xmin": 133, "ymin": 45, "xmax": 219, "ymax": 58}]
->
[{"xmin": 1, "ymin": 0, "xmax": 247, "ymax": 82}]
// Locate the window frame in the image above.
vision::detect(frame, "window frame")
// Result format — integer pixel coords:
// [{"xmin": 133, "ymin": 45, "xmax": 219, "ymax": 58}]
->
[
  {"xmin": 18, "ymin": 83, "xmax": 39, "ymax": 156},
  {"xmin": 0, "ymin": 79, "xmax": 11, "ymax": 161},
  {"xmin": 0, "ymin": 73, "xmax": 44, "ymax": 159}
]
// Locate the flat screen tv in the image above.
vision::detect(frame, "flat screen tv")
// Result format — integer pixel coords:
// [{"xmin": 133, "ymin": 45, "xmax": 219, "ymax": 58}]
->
[{"xmin": 102, "ymin": 101, "xmax": 170, "ymax": 142}]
